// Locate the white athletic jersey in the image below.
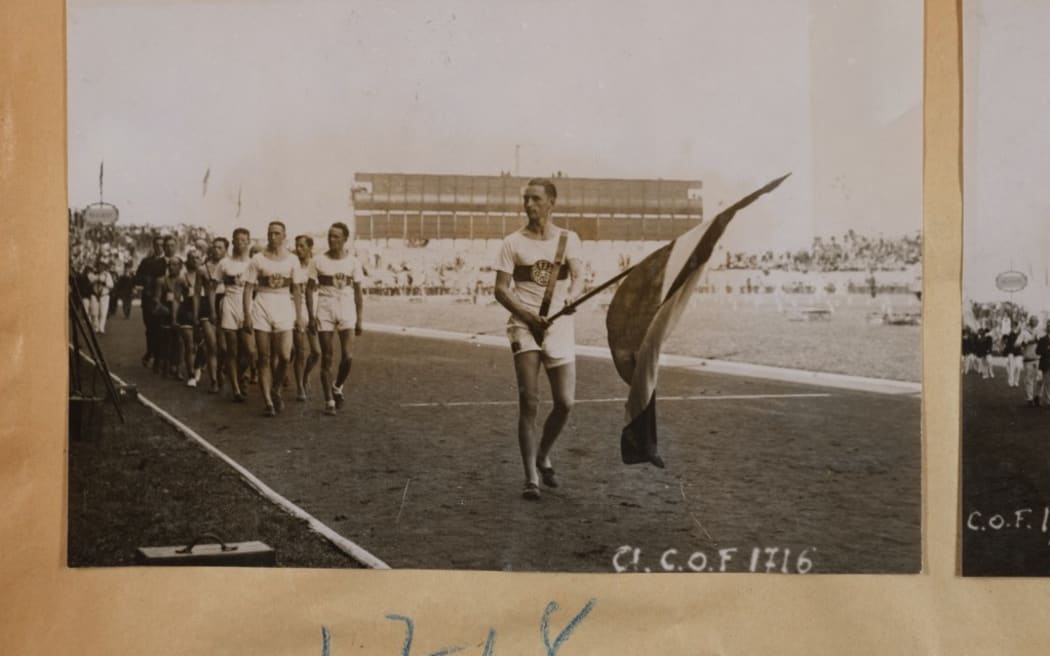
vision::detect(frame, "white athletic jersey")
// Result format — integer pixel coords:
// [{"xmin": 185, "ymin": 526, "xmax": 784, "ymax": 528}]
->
[
  {"xmin": 495, "ymin": 227, "xmax": 581, "ymax": 312},
  {"xmin": 246, "ymin": 251, "xmax": 307, "ymax": 294},
  {"xmin": 217, "ymin": 256, "xmax": 251, "ymax": 296},
  {"xmin": 205, "ymin": 260, "xmax": 226, "ymax": 295},
  {"xmin": 293, "ymin": 259, "xmax": 320, "ymax": 309},
  {"xmin": 177, "ymin": 270, "xmax": 206, "ymax": 300},
  {"xmin": 88, "ymin": 270, "xmax": 114, "ymax": 295},
  {"xmin": 308, "ymin": 252, "xmax": 366, "ymax": 300}
]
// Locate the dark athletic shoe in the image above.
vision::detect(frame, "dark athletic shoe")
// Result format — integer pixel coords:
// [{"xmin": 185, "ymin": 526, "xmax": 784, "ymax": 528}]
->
[
  {"xmin": 522, "ymin": 482, "xmax": 541, "ymax": 501},
  {"xmin": 537, "ymin": 464, "xmax": 558, "ymax": 488}
]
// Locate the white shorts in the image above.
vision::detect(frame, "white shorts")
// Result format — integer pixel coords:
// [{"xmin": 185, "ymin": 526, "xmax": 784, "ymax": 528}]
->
[
  {"xmin": 221, "ymin": 293, "xmax": 245, "ymax": 331},
  {"xmin": 507, "ymin": 316, "xmax": 575, "ymax": 369},
  {"xmin": 315, "ymin": 295, "xmax": 357, "ymax": 332},
  {"xmin": 251, "ymin": 292, "xmax": 295, "ymax": 332}
]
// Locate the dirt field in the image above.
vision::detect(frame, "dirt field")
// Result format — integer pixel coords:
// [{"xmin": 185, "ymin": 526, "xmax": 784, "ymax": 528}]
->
[
  {"xmin": 962, "ymin": 368, "xmax": 1050, "ymax": 576},
  {"xmin": 67, "ymin": 382, "xmax": 361, "ymax": 568},
  {"xmin": 73, "ymin": 307, "xmax": 921, "ymax": 573},
  {"xmin": 364, "ymin": 292, "xmax": 921, "ymax": 382}
]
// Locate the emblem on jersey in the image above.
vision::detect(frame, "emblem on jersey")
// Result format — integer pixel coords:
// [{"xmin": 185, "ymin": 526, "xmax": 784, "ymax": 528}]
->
[
  {"xmin": 333, "ymin": 272, "xmax": 346, "ymax": 289},
  {"xmin": 530, "ymin": 260, "xmax": 554, "ymax": 285},
  {"xmin": 267, "ymin": 273, "xmax": 286, "ymax": 289}
]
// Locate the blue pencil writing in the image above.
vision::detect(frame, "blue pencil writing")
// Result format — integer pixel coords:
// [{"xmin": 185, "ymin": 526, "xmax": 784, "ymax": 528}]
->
[
  {"xmin": 386, "ymin": 613, "xmax": 466, "ymax": 656},
  {"xmin": 330, "ymin": 601, "xmax": 593, "ymax": 654},
  {"xmin": 541, "ymin": 598, "xmax": 597, "ymax": 656}
]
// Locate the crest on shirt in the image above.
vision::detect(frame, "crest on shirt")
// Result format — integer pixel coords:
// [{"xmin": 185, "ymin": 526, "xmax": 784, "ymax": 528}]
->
[
  {"xmin": 530, "ymin": 260, "xmax": 554, "ymax": 286},
  {"xmin": 333, "ymin": 272, "xmax": 347, "ymax": 289},
  {"xmin": 267, "ymin": 273, "xmax": 286, "ymax": 289}
]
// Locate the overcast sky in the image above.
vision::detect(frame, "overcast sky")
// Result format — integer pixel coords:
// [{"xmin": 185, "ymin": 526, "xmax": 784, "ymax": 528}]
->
[
  {"xmin": 68, "ymin": 0, "xmax": 921, "ymax": 252},
  {"xmin": 964, "ymin": 0, "xmax": 1050, "ymax": 309}
]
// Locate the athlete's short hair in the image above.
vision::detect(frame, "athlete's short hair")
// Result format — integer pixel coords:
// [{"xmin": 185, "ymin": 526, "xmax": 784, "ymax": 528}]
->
[
  {"xmin": 330, "ymin": 222, "xmax": 350, "ymax": 239},
  {"xmin": 268, "ymin": 220, "xmax": 286, "ymax": 233},
  {"xmin": 232, "ymin": 228, "xmax": 250, "ymax": 241},
  {"xmin": 213, "ymin": 236, "xmax": 230, "ymax": 250},
  {"xmin": 295, "ymin": 234, "xmax": 314, "ymax": 248},
  {"xmin": 526, "ymin": 178, "xmax": 557, "ymax": 201}
]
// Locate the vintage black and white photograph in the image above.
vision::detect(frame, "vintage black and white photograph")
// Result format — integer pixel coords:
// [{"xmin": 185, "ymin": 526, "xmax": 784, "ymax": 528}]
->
[
  {"xmin": 961, "ymin": 0, "xmax": 1050, "ymax": 576},
  {"xmin": 67, "ymin": 0, "xmax": 922, "ymax": 573}
]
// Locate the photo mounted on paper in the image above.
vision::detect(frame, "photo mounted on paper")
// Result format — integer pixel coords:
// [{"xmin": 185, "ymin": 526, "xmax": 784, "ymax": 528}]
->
[
  {"xmin": 961, "ymin": 0, "xmax": 1050, "ymax": 576},
  {"xmin": 66, "ymin": 0, "xmax": 921, "ymax": 573}
]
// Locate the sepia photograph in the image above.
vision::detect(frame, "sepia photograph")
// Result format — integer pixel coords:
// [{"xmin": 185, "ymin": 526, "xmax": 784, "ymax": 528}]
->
[
  {"xmin": 67, "ymin": 0, "xmax": 922, "ymax": 573},
  {"xmin": 961, "ymin": 0, "xmax": 1050, "ymax": 576}
]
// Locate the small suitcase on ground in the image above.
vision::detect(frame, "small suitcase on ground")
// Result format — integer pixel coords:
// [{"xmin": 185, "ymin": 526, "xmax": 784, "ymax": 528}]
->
[{"xmin": 135, "ymin": 533, "xmax": 276, "ymax": 567}]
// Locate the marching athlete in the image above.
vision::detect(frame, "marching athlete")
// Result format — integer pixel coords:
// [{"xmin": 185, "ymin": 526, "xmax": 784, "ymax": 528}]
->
[
  {"xmin": 1003, "ymin": 320, "xmax": 1022, "ymax": 388},
  {"xmin": 87, "ymin": 257, "xmax": 114, "ymax": 334},
  {"xmin": 292, "ymin": 235, "xmax": 322, "ymax": 401},
  {"xmin": 309, "ymin": 222, "xmax": 364, "ymax": 416},
  {"xmin": 494, "ymin": 179, "xmax": 584, "ymax": 500},
  {"xmin": 174, "ymin": 250, "xmax": 210, "ymax": 387},
  {"xmin": 134, "ymin": 236, "xmax": 167, "ymax": 369},
  {"xmin": 153, "ymin": 256, "xmax": 183, "ymax": 378},
  {"xmin": 243, "ymin": 221, "xmax": 307, "ymax": 416},
  {"xmin": 1019, "ymin": 316, "xmax": 1042, "ymax": 406},
  {"xmin": 217, "ymin": 228, "xmax": 255, "ymax": 402},
  {"xmin": 201, "ymin": 236, "xmax": 229, "ymax": 392}
]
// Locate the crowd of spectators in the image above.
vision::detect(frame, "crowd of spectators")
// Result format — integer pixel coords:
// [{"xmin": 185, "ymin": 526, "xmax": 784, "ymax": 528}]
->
[
  {"xmin": 69, "ymin": 215, "xmax": 922, "ymax": 307},
  {"xmin": 721, "ymin": 230, "xmax": 922, "ymax": 273},
  {"xmin": 962, "ymin": 300, "xmax": 1035, "ymax": 359},
  {"xmin": 967, "ymin": 300, "xmax": 1030, "ymax": 335},
  {"xmin": 963, "ymin": 300, "xmax": 1050, "ymax": 405},
  {"xmin": 358, "ymin": 248, "xmax": 600, "ymax": 298},
  {"xmin": 69, "ymin": 214, "xmax": 217, "ymax": 332}
]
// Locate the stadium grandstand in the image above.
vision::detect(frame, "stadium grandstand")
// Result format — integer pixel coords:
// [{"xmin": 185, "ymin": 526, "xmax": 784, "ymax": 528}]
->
[
  {"xmin": 350, "ymin": 172, "xmax": 704, "ymax": 243},
  {"xmin": 348, "ymin": 172, "xmax": 919, "ymax": 300},
  {"xmin": 350, "ymin": 172, "xmax": 706, "ymax": 296},
  {"xmin": 67, "ymin": 171, "xmax": 921, "ymax": 302}
]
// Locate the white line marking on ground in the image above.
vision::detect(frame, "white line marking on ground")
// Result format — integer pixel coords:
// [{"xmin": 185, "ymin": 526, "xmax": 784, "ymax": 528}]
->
[
  {"xmin": 73, "ymin": 348, "xmax": 390, "ymax": 570},
  {"xmin": 401, "ymin": 392, "xmax": 832, "ymax": 408},
  {"xmin": 365, "ymin": 323, "xmax": 921, "ymax": 396}
]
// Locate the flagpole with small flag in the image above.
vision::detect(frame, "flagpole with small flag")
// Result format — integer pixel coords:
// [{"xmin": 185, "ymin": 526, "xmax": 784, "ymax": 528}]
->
[{"xmin": 98, "ymin": 160, "xmax": 104, "ymax": 204}]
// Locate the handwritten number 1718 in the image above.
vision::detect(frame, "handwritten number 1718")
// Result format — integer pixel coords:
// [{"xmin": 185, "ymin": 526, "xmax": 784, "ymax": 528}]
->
[{"xmin": 320, "ymin": 598, "xmax": 596, "ymax": 655}]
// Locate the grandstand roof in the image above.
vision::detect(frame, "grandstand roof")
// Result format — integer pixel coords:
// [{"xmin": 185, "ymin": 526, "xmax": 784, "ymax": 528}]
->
[{"xmin": 352, "ymin": 172, "xmax": 703, "ymax": 217}]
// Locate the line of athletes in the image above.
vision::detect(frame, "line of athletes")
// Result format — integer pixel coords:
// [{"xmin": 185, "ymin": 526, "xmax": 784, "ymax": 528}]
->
[
  {"xmin": 148, "ymin": 221, "xmax": 364, "ymax": 417},
  {"xmin": 137, "ymin": 178, "xmax": 587, "ymax": 499}
]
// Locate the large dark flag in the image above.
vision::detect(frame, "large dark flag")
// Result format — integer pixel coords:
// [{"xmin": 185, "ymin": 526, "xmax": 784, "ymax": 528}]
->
[{"xmin": 606, "ymin": 174, "xmax": 790, "ymax": 468}]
